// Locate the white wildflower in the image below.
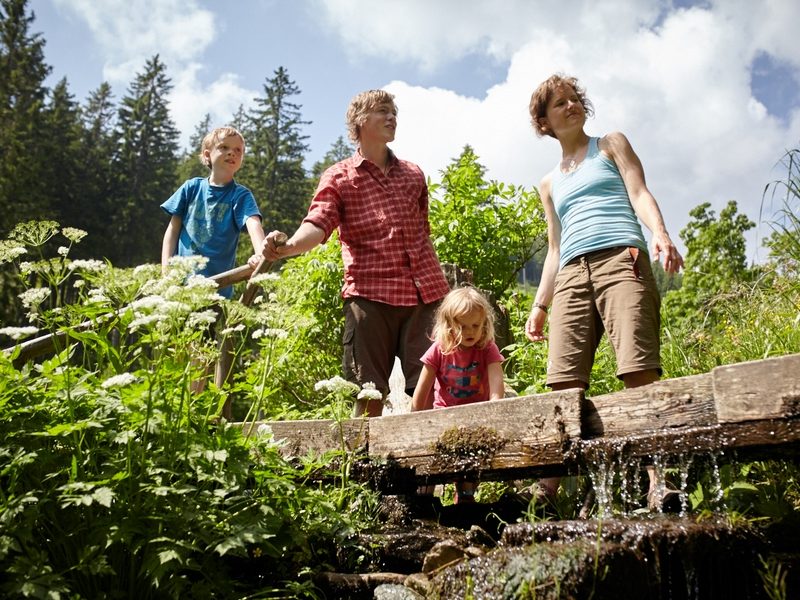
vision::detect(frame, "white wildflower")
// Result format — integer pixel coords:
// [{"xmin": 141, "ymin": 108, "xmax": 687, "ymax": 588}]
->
[
  {"xmin": 186, "ymin": 310, "xmax": 218, "ymax": 330},
  {"xmin": 62, "ymin": 227, "xmax": 87, "ymax": 243},
  {"xmin": 86, "ymin": 289, "xmax": 110, "ymax": 304},
  {"xmin": 220, "ymin": 324, "xmax": 246, "ymax": 336},
  {"xmin": 185, "ymin": 275, "xmax": 218, "ymax": 291},
  {"xmin": 101, "ymin": 372, "xmax": 138, "ymax": 389},
  {"xmin": 0, "ymin": 242, "xmax": 27, "ymax": 263},
  {"xmin": 0, "ymin": 326, "xmax": 39, "ymax": 340},
  {"xmin": 130, "ymin": 296, "xmax": 166, "ymax": 312},
  {"xmin": 18, "ymin": 261, "xmax": 34, "ymax": 275},
  {"xmin": 19, "ymin": 287, "xmax": 51, "ymax": 309},
  {"xmin": 357, "ymin": 381, "xmax": 383, "ymax": 402},
  {"xmin": 57, "ymin": 246, "xmax": 69, "ymax": 257},
  {"xmin": 68, "ymin": 259, "xmax": 106, "ymax": 273},
  {"xmin": 314, "ymin": 376, "xmax": 360, "ymax": 396},
  {"xmin": 128, "ymin": 314, "xmax": 167, "ymax": 332},
  {"xmin": 73, "ymin": 279, "xmax": 85, "ymax": 289}
]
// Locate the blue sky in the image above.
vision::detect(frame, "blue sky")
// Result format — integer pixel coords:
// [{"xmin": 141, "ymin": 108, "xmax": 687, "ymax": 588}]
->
[{"xmin": 31, "ymin": 0, "xmax": 800, "ymax": 258}]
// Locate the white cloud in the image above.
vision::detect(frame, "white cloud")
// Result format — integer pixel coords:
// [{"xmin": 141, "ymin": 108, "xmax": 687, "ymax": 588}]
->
[
  {"xmin": 328, "ymin": 0, "xmax": 800, "ymax": 257},
  {"xmin": 53, "ymin": 0, "xmax": 257, "ymax": 148}
]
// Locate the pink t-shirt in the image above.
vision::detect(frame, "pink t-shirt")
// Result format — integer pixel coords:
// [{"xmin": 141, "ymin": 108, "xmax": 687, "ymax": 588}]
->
[{"xmin": 421, "ymin": 340, "xmax": 504, "ymax": 408}]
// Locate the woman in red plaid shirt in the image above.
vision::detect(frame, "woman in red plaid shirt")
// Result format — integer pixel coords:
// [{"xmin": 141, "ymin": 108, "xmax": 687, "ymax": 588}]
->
[{"xmin": 264, "ymin": 89, "xmax": 450, "ymax": 417}]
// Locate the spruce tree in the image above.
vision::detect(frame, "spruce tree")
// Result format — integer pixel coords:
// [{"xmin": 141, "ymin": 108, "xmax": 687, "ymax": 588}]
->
[
  {"xmin": 310, "ymin": 135, "xmax": 354, "ymax": 181},
  {"xmin": 0, "ymin": 0, "xmax": 51, "ymax": 236},
  {"xmin": 41, "ymin": 78, "xmax": 83, "ymax": 231},
  {"xmin": 176, "ymin": 113, "xmax": 211, "ymax": 183},
  {"xmin": 77, "ymin": 82, "xmax": 118, "ymax": 259},
  {"xmin": 112, "ymin": 55, "xmax": 179, "ymax": 266},
  {"xmin": 240, "ymin": 67, "xmax": 311, "ymax": 233}
]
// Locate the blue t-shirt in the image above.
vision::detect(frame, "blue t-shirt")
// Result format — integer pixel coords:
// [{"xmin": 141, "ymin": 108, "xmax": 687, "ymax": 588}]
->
[
  {"xmin": 161, "ymin": 177, "xmax": 261, "ymax": 298},
  {"xmin": 551, "ymin": 136, "xmax": 646, "ymax": 269}
]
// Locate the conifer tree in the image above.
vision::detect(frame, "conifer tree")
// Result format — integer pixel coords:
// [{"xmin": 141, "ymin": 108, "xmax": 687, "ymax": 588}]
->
[
  {"xmin": 240, "ymin": 67, "xmax": 311, "ymax": 233},
  {"xmin": 76, "ymin": 82, "xmax": 118, "ymax": 258},
  {"xmin": 112, "ymin": 55, "xmax": 179, "ymax": 266},
  {"xmin": 40, "ymin": 78, "xmax": 83, "ymax": 231},
  {"xmin": 0, "ymin": 0, "xmax": 51, "ymax": 235},
  {"xmin": 176, "ymin": 113, "xmax": 211, "ymax": 183},
  {"xmin": 310, "ymin": 135, "xmax": 354, "ymax": 181}
]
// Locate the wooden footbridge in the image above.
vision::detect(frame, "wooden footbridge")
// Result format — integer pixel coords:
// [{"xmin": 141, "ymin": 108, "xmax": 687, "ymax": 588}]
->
[{"xmin": 242, "ymin": 353, "xmax": 800, "ymax": 487}]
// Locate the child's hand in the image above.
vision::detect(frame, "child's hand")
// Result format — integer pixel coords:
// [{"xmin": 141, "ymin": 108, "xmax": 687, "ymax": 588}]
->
[{"xmin": 247, "ymin": 254, "xmax": 262, "ymax": 269}]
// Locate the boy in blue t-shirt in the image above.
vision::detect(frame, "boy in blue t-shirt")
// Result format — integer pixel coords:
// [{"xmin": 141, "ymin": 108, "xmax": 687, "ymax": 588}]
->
[{"xmin": 161, "ymin": 126, "xmax": 266, "ymax": 298}]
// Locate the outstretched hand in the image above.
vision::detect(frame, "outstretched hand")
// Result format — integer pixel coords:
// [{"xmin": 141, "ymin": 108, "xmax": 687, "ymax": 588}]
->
[{"xmin": 651, "ymin": 231, "xmax": 684, "ymax": 274}]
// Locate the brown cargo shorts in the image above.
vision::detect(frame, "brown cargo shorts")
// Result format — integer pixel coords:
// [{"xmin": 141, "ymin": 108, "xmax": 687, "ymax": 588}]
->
[
  {"xmin": 546, "ymin": 246, "xmax": 661, "ymax": 388},
  {"xmin": 342, "ymin": 297, "xmax": 440, "ymax": 395}
]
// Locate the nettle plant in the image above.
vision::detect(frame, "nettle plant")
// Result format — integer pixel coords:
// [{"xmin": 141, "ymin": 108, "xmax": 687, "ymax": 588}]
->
[{"xmin": 0, "ymin": 221, "xmax": 376, "ymax": 598}]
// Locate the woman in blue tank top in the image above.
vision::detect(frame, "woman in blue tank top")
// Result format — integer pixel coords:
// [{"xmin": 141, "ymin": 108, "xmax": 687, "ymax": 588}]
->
[{"xmin": 523, "ymin": 74, "xmax": 683, "ymax": 511}]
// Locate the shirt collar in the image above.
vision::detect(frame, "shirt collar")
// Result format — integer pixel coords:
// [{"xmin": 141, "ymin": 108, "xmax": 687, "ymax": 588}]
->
[{"xmin": 352, "ymin": 148, "xmax": 397, "ymax": 169}]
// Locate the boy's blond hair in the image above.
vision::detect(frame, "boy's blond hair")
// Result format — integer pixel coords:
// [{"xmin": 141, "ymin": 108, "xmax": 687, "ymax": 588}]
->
[
  {"xmin": 199, "ymin": 126, "xmax": 246, "ymax": 168},
  {"xmin": 528, "ymin": 74, "xmax": 594, "ymax": 139},
  {"xmin": 432, "ymin": 286, "xmax": 496, "ymax": 355},
  {"xmin": 345, "ymin": 89, "xmax": 397, "ymax": 143}
]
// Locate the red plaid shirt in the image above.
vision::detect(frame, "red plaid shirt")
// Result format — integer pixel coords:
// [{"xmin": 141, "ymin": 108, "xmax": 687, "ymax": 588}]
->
[{"xmin": 304, "ymin": 150, "xmax": 450, "ymax": 306}]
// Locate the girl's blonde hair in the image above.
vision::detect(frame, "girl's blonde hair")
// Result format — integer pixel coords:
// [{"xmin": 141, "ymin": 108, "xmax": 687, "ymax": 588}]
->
[
  {"xmin": 199, "ymin": 126, "xmax": 246, "ymax": 168},
  {"xmin": 432, "ymin": 286, "xmax": 496, "ymax": 355}
]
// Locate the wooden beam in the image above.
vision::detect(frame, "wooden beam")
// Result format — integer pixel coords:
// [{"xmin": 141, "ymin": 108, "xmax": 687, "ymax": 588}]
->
[
  {"xmin": 576, "ymin": 418, "xmax": 800, "ymax": 469},
  {"xmin": 582, "ymin": 373, "xmax": 716, "ymax": 438},
  {"xmin": 368, "ymin": 390, "xmax": 583, "ymax": 482},
  {"xmin": 240, "ymin": 418, "xmax": 369, "ymax": 457},
  {"xmin": 713, "ymin": 354, "xmax": 800, "ymax": 423}
]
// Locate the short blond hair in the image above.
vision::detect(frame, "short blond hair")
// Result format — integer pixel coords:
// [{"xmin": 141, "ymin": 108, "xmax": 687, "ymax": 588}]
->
[
  {"xmin": 199, "ymin": 126, "xmax": 246, "ymax": 168},
  {"xmin": 529, "ymin": 74, "xmax": 594, "ymax": 139},
  {"xmin": 345, "ymin": 89, "xmax": 397, "ymax": 143},
  {"xmin": 432, "ymin": 286, "xmax": 496, "ymax": 355}
]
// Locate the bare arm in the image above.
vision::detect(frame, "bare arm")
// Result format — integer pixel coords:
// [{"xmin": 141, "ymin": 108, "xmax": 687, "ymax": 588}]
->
[
  {"xmin": 601, "ymin": 132, "xmax": 683, "ymax": 274},
  {"xmin": 487, "ymin": 361, "xmax": 505, "ymax": 401},
  {"xmin": 411, "ymin": 364, "xmax": 436, "ymax": 412},
  {"xmin": 263, "ymin": 222, "xmax": 326, "ymax": 261},
  {"xmin": 245, "ymin": 216, "xmax": 266, "ymax": 268},
  {"xmin": 525, "ymin": 175, "xmax": 561, "ymax": 342},
  {"xmin": 161, "ymin": 215, "xmax": 182, "ymax": 275}
]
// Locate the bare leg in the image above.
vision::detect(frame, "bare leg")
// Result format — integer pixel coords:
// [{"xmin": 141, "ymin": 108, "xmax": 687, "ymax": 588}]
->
[
  {"xmin": 352, "ymin": 397, "xmax": 384, "ymax": 418},
  {"xmin": 455, "ymin": 481, "xmax": 478, "ymax": 504}
]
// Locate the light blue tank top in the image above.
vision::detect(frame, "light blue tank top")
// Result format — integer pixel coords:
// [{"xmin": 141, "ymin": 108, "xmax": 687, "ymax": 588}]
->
[{"xmin": 552, "ymin": 136, "xmax": 646, "ymax": 269}]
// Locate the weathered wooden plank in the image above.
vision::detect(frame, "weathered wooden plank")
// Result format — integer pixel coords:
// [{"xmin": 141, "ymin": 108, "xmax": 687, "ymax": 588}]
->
[
  {"xmin": 575, "ymin": 418, "xmax": 800, "ymax": 469},
  {"xmin": 368, "ymin": 390, "xmax": 583, "ymax": 480},
  {"xmin": 582, "ymin": 373, "xmax": 716, "ymax": 439},
  {"xmin": 239, "ymin": 418, "xmax": 368, "ymax": 458},
  {"xmin": 713, "ymin": 353, "xmax": 800, "ymax": 423}
]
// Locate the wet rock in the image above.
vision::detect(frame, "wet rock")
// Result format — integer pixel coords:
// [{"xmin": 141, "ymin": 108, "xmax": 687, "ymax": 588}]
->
[
  {"xmin": 373, "ymin": 583, "xmax": 424, "ymax": 599},
  {"xmin": 466, "ymin": 524, "xmax": 497, "ymax": 549},
  {"xmin": 358, "ymin": 524, "xmax": 471, "ymax": 573},
  {"xmin": 404, "ymin": 572, "xmax": 434, "ymax": 597},
  {"xmin": 432, "ymin": 515, "xmax": 767, "ymax": 599},
  {"xmin": 422, "ymin": 539, "xmax": 470, "ymax": 573},
  {"xmin": 314, "ymin": 572, "xmax": 406, "ymax": 599}
]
